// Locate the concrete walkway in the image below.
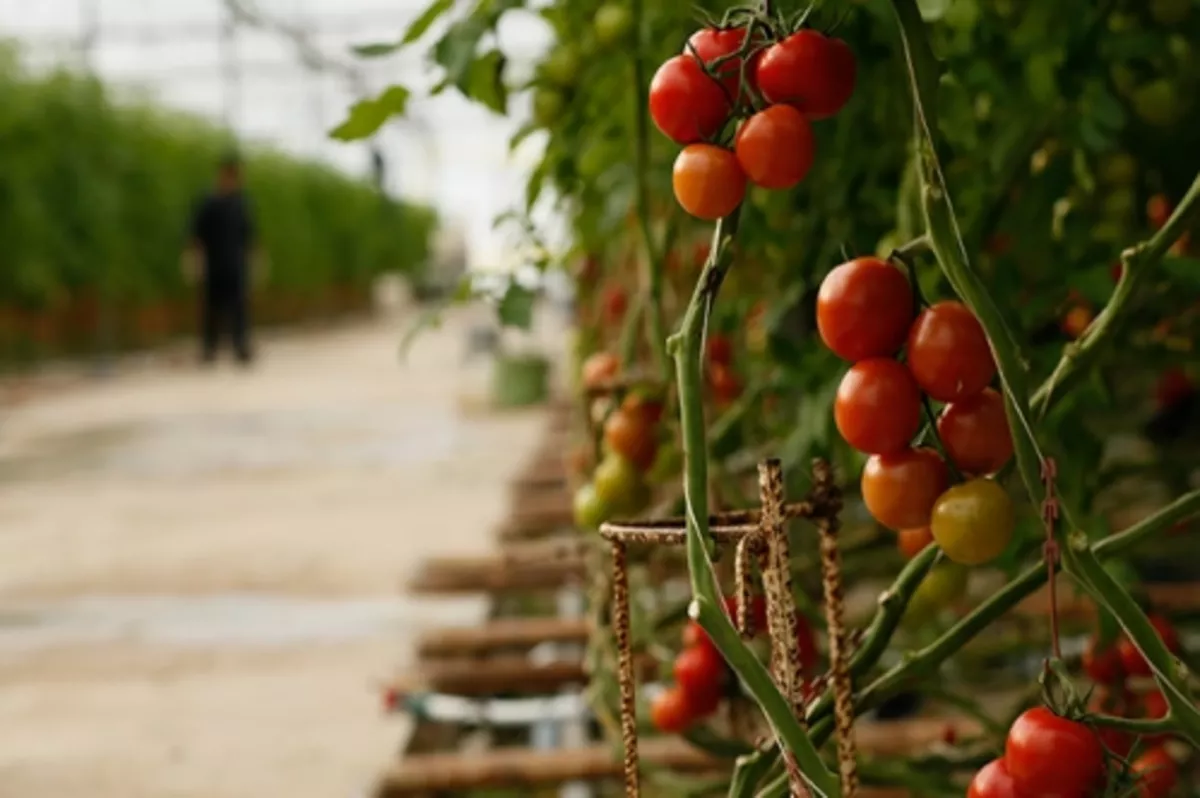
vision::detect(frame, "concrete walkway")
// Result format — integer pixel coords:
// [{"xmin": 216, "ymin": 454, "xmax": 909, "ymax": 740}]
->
[{"xmin": 0, "ymin": 309, "xmax": 558, "ymax": 798}]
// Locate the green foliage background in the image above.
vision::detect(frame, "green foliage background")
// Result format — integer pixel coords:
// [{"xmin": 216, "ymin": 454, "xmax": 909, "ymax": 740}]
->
[{"xmin": 0, "ymin": 43, "xmax": 436, "ymax": 358}]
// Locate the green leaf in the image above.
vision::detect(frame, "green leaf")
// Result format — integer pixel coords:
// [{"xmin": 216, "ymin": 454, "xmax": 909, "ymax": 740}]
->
[
  {"xmin": 497, "ymin": 283, "xmax": 537, "ymax": 329},
  {"xmin": 461, "ymin": 49, "xmax": 508, "ymax": 114},
  {"xmin": 351, "ymin": 41, "xmax": 404, "ymax": 58},
  {"xmin": 329, "ymin": 85, "xmax": 411, "ymax": 141},
  {"xmin": 402, "ymin": 0, "xmax": 454, "ymax": 45}
]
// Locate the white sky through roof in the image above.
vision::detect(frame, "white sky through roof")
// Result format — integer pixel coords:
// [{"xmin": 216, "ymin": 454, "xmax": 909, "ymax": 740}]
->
[{"xmin": 0, "ymin": 0, "xmax": 563, "ymax": 272}]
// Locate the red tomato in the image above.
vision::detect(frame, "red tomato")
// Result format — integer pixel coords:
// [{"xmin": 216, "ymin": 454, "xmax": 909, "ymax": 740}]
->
[
  {"xmin": 1117, "ymin": 614, "xmax": 1181, "ymax": 677},
  {"xmin": 1143, "ymin": 689, "xmax": 1169, "ymax": 723},
  {"xmin": 906, "ymin": 300, "xmax": 997, "ymax": 403},
  {"xmin": 967, "ymin": 758, "xmax": 1026, "ymax": 798},
  {"xmin": 693, "ymin": 241, "xmax": 711, "ymax": 267},
  {"xmin": 604, "ymin": 408, "xmax": 658, "ymax": 470},
  {"xmin": 582, "ymin": 352, "xmax": 620, "ymax": 389},
  {"xmin": 620, "ymin": 392, "xmax": 664, "ymax": 426},
  {"xmin": 1061, "ymin": 305, "xmax": 1094, "ymax": 340},
  {"xmin": 897, "ymin": 526, "xmax": 934, "ymax": 559},
  {"xmin": 683, "ymin": 594, "xmax": 768, "ymax": 648},
  {"xmin": 1088, "ymin": 688, "xmax": 1133, "ymax": 758},
  {"xmin": 603, "ymin": 285, "xmax": 628, "ymax": 325},
  {"xmin": 937, "ymin": 387, "xmax": 1014, "ymax": 475},
  {"xmin": 793, "ymin": 615, "xmax": 821, "ymax": 677},
  {"xmin": 834, "ymin": 358, "xmax": 922, "ymax": 454},
  {"xmin": 672, "ymin": 144, "xmax": 746, "ymax": 220},
  {"xmin": 816, "ymin": 257, "xmax": 914, "ymax": 362},
  {"xmin": 755, "ymin": 30, "xmax": 856, "ymax": 118},
  {"xmin": 860, "ymin": 447, "xmax": 949, "ymax": 531},
  {"xmin": 1133, "ymin": 747, "xmax": 1178, "ymax": 798},
  {"xmin": 1081, "ymin": 636, "xmax": 1123, "ymax": 685},
  {"xmin": 685, "ymin": 27, "xmax": 755, "ymax": 99},
  {"xmin": 734, "ymin": 104, "xmax": 815, "ymax": 189},
  {"xmin": 673, "ymin": 642, "xmax": 727, "ymax": 699},
  {"xmin": 708, "ymin": 362, "xmax": 742, "ymax": 407},
  {"xmin": 1147, "ymin": 194, "xmax": 1173, "ymax": 230},
  {"xmin": 1155, "ymin": 368, "xmax": 1195, "ymax": 409},
  {"xmin": 706, "ymin": 333, "xmax": 733, "ymax": 365},
  {"xmin": 650, "ymin": 685, "xmax": 696, "ymax": 732},
  {"xmin": 1005, "ymin": 707, "xmax": 1106, "ymax": 798},
  {"xmin": 649, "ymin": 54, "xmax": 730, "ymax": 144}
]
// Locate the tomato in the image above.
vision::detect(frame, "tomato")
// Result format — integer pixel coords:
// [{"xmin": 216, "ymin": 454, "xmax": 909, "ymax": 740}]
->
[
  {"xmin": 930, "ymin": 478, "xmax": 1014, "ymax": 566},
  {"xmin": 649, "ymin": 55, "xmax": 730, "ymax": 144},
  {"xmin": 817, "ymin": 257, "xmax": 914, "ymax": 362},
  {"xmin": 672, "ymin": 144, "xmax": 746, "ymax": 220},
  {"xmin": 834, "ymin": 358, "xmax": 922, "ymax": 454},
  {"xmin": 734, "ymin": 105, "xmax": 815, "ymax": 189},
  {"xmin": 708, "ymin": 362, "xmax": 742, "ymax": 407},
  {"xmin": 684, "ymin": 594, "xmax": 768, "ymax": 649},
  {"xmin": 755, "ymin": 30, "xmax": 856, "ymax": 119},
  {"xmin": 861, "ymin": 447, "xmax": 949, "ymax": 531},
  {"xmin": 706, "ymin": 333, "xmax": 733, "ymax": 365},
  {"xmin": 1132, "ymin": 747, "xmax": 1178, "ymax": 798},
  {"xmin": 650, "ymin": 685, "xmax": 696, "ymax": 732},
  {"xmin": 603, "ymin": 285, "xmax": 628, "ymax": 325},
  {"xmin": 573, "ymin": 482, "xmax": 612, "ymax": 530},
  {"xmin": 1132, "ymin": 80, "xmax": 1180, "ymax": 128},
  {"xmin": 686, "ymin": 27, "xmax": 754, "ymax": 99},
  {"xmin": 1155, "ymin": 368, "xmax": 1194, "ymax": 409},
  {"xmin": 793, "ymin": 614, "xmax": 821, "ymax": 677},
  {"xmin": 532, "ymin": 87, "xmax": 566, "ymax": 127},
  {"xmin": 1147, "ymin": 194, "xmax": 1173, "ymax": 230},
  {"xmin": 937, "ymin": 387, "xmax": 1014, "ymax": 475},
  {"xmin": 897, "ymin": 526, "xmax": 934, "ymax": 559},
  {"xmin": 1082, "ymin": 636, "xmax": 1123, "ymax": 685},
  {"xmin": 1098, "ymin": 152, "xmax": 1137, "ymax": 186},
  {"xmin": 603, "ymin": 410, "xmax": 658, "ymax": 471},
  {"xmin": 904, "ymin": 562, "xmax": 969, "ymax": 626},
  {"xmin": 621, "ymin": 391, "xmax": 665, "ymax": 426},
  {"xmin": 693, "ymin": 241, "xmax": 711, "ymax": 267},
  {"xmin": 967, "ymin": 758, "xmax": 1025, "ymax": 798},
  {"xmin": 593, "ymin": 3, "xmax": 632, "ymax": 48},
  {"xmin": 582, "ymin": 351, "xmax": 620, "ymax": 389},
  {"xmin": 1005, "ymin": 707, "xmax": 1106, "ymax": 798},
  {"xmin": 1118, "ymin": 614, "xmax": 1181, "ymax": 677},
  {"xmin": 906, "ymin": 300, "xmax": 997, "ymax": 403},
  {"xmin": 541, "ymin": 47, "xmax": 580, "ymax": 88},
  {"xmin": 1142, "ymin": 689, "xmax": 1169, "ymax": 723},
  {"xmin": 1061, "ymin": 305, "xmax": 1094, "ymax": 340},
  {"xmin": 593, "ymin": 452, "xmax": 645, "ymax": 514},
  {"xmin": 674, "ymin": 642, "xmax": 727, "ymax": 700}
]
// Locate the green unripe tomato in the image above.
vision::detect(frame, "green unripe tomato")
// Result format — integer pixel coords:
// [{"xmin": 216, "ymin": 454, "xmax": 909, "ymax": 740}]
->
[
  {"xmin": 594, "ymin": 4, "xmax": 632, "ymax": 48},
  {"xmin": 574, "ymin": 482, "xmax": 612, "ymax": 530},
  {"xmin": 1097, "ymin": 152, "xmax": 1137, "ymax": 186},
  {"xmin": 532, "ymin": 87, "xmax": 566, "ymax": 128},
  {"xmin": 593, "ymin": 452, "xmax": 644, "ymax": 514},
  {"xmin": 1132, "ymin": 79, "xmax": 1182, "ymax": 127},
  {"xmin": 541, "ymin": 47, "xmax": 581, "ymax": 88},
  {"xmin": 903, "ymin": 562, "xmax": 970, "ymax": 627}
]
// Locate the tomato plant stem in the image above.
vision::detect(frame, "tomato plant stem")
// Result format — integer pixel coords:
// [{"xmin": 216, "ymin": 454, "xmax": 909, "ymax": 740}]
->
[
  {"xmin": 1031, "ymin": 170, "xmax": 1200, "ymax": 414},
  {"xmin": 673, "ymin": 211, "xmax": 837, "ymax": 798}
]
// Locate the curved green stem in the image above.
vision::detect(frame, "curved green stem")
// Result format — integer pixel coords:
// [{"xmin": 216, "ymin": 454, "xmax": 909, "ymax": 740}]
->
[
  {"xmin": 1031, "ymin": 172, "xmax": 1200, "ymax": 414},
  {"xmin": 673, "ymin": 212, "xmax": 837, "ymax": 798}
]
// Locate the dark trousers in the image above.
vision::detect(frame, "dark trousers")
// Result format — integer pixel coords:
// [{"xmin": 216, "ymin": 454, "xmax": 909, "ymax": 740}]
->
[{"xmin": 201, "ymin": 278, "xmax": 252, "ymax": 363}]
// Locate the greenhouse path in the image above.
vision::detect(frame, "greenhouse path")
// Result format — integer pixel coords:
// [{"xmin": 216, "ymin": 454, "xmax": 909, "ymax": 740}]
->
[{"xmin": 0, "ymin": 308, "xmax": 560, "ymax": 798}]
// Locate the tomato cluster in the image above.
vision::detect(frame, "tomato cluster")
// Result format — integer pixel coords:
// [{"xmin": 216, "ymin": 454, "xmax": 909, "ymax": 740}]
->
[
  {"xmin": 649, "ymin": 25, "xmax": 856, "ymax": 220},
  {"xmin": 970, "ymin": 702, "xmax": 1180, "ymax": 798},
  {"xmin": 816, "ymin": 256, "xmax": 1016, "ymax": 566},
  {"xmin": 573, "ymin": 358, "xmax": 665, "ymax": 530}
]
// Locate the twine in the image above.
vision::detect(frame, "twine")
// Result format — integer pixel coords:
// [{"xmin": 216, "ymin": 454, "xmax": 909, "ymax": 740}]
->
[
  {"xmin": 813, "ymin": 460, "xmax": 857, "ymax": 798},
  {"xmin": 610, "ymin": 541, "xmax": 640, "ymax": 798}
]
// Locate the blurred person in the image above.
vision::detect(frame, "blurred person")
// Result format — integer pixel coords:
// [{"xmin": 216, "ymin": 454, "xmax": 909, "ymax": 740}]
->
[{"xmin": 183, "ymin": 153, "xmax": 263, "ymax": 366}]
